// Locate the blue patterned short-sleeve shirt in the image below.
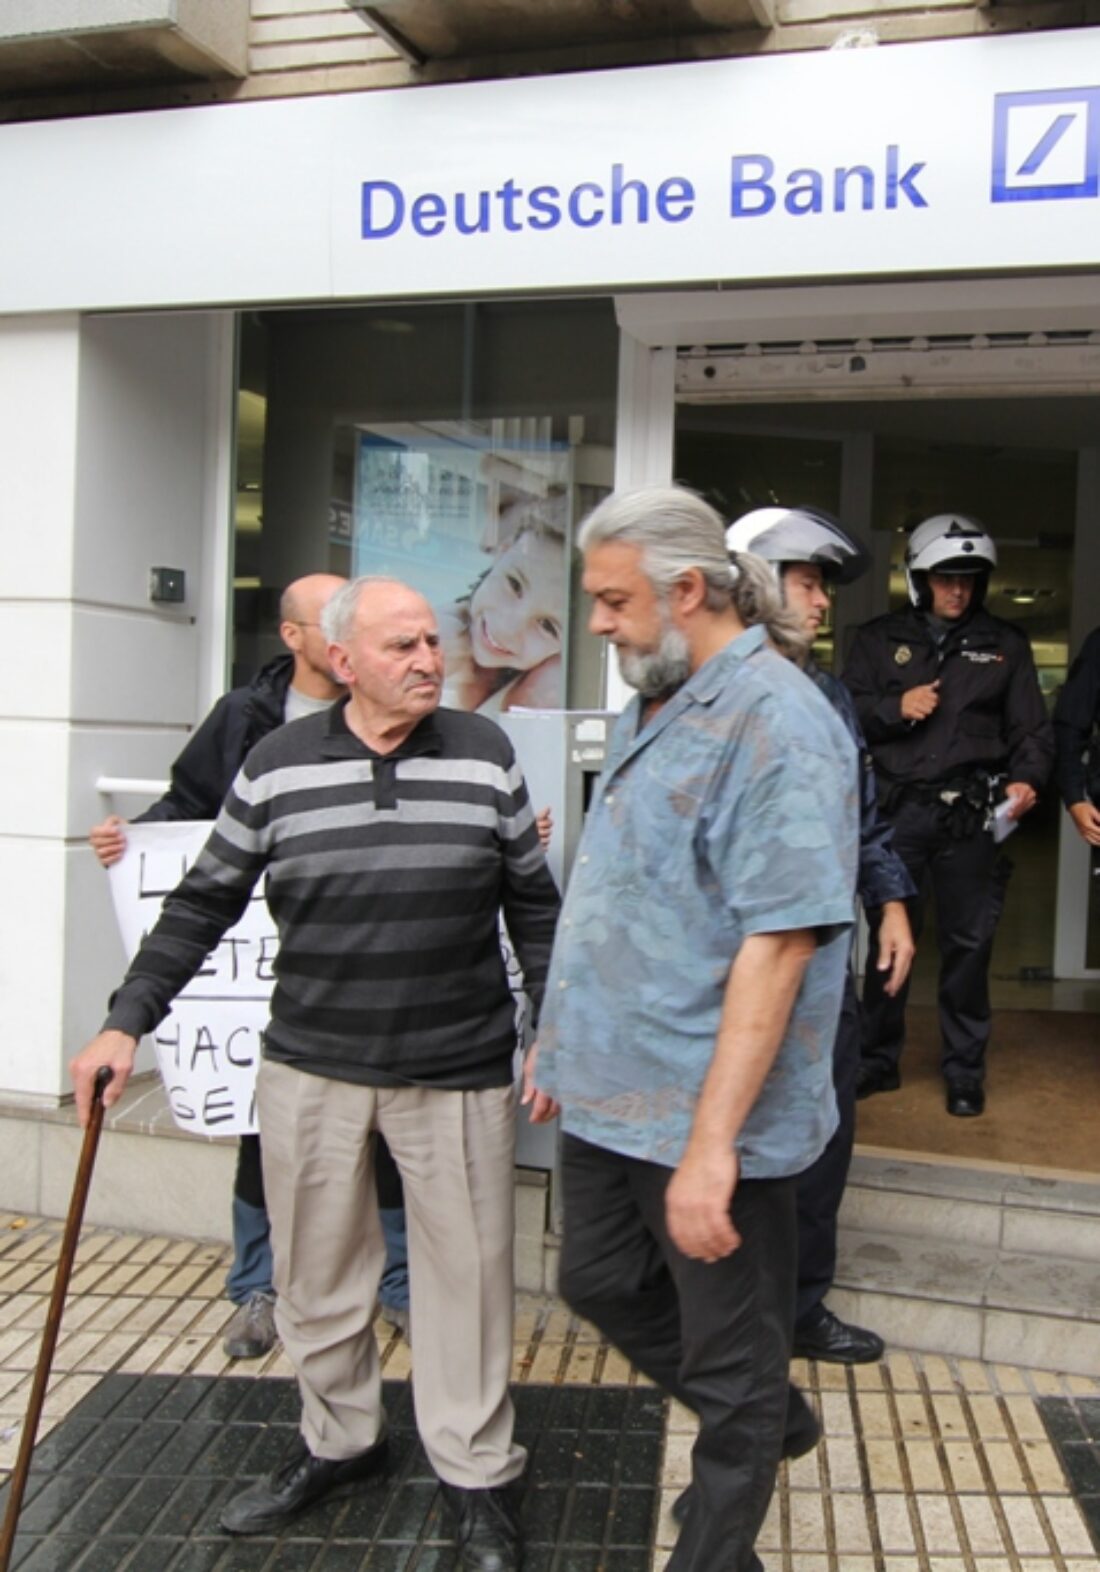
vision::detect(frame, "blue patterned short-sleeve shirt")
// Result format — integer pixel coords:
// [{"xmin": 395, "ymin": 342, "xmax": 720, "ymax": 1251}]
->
[{"xmin": 536, "ymin": 624, "xmax": 859, "ymax": 1176}]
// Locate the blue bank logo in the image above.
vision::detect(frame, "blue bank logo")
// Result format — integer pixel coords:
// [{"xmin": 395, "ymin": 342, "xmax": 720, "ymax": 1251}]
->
[{"xmin": 992, "ymin": 88, "xmax": 1100, "ymax": 202}]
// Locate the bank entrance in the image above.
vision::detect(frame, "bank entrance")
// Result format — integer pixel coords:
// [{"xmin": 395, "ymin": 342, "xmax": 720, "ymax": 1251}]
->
[
  {"xmin": 226, "ymin": 286, "xmax": 1100, "ymax": 1177},
  {"xmin": 656, "ymin": 318, "xmax": 1100, "ymax": 1175}
]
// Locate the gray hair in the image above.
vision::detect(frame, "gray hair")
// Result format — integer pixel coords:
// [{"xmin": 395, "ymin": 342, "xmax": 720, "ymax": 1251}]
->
[
  {"xmin": 578, "ymin": 485, "xmax": 811, "ymax": 662},
  {"xmin": 320, "ymin": 574, "xmax": 406, "ymax": 645}
]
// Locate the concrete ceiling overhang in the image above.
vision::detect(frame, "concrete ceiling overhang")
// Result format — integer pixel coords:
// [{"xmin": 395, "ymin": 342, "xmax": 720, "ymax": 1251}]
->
[
  {"xmin": 0, "ymin": 1, "xmax": 247, "ymax": 94},
  {"xmin": 355, "ymin": 1, "xmax": 774, "ymax": 66}
]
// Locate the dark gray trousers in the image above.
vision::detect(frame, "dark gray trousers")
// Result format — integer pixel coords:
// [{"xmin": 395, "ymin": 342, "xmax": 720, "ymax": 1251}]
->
[
  {"xmin": 861, "ymin": 797, "xmax": 1011, "ymax": 1086},
  {"xmin": 795, "ymin": 969, "xmax": 860, "ymax": 1327},
  {"xmin": 559, "ymin": 1133, "xmax": 809, "ymax": 1572}
]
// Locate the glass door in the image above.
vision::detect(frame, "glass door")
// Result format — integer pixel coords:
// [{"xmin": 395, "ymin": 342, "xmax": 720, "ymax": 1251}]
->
[
  {"xmin": 872, "ymin": 429, "xmax": 1074, "ymax": 996},
  {"xmin": 673, "ymin": 397, "xmax": 1080, "ymax": 995},
  {"xmin": 675, "ymin": 412, "xmax": 847, "ymax": 669}
]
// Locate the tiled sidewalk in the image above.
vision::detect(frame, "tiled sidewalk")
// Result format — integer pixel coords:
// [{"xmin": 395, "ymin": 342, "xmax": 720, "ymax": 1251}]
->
[{"xmin": 1, "ymin": 1210, "xmax": 1098, "ymax": 1570}]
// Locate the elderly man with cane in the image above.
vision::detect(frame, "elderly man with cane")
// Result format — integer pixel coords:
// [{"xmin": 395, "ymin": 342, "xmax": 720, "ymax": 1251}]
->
[{"xmin": 72, "ymin": 574, "xmax": 560, "ymax": 1572}]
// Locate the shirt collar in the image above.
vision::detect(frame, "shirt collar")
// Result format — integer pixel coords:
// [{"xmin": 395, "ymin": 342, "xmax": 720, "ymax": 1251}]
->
[
  {"xmin": 320, "ymin": 696, "xmax": 444, "ymax": 761},
  {"xmin": 682, "ymin": 623, "xmax": 769, "ymax": 706},
  {"xmin": 613, "ymin": 623, "xmax": 769, "ymax": 771}
]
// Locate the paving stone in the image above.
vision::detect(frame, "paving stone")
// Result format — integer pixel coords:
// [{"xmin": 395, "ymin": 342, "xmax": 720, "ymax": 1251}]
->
[
  {"xmin": 1041, "ymin": 1491, "xmax": 1099, "ymax": 1557},
  {"xmin": 0, "ymin": 1373, "xmax": 661, "ymax": 1566},
  {"xmin": 1036, "ymin": 1396, "xmax": 1100, "ymax": 1556},
  {"xmin": 5, "ymin": 1206, "xmax": 1100, "ymax": 1570}
]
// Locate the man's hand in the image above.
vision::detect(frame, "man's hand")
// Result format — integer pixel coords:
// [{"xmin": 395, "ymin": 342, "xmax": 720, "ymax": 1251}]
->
[
  {"xmin": 667, "ymin": 929, "xmax": 813, "ymax": 1261},
  {"xmin": 520, "ymin": 1042, "xmax": 560, "ymax": 1125},
  {"xmin": 1069, "ymin": 800, "xmax": 1100, "ymax": 846},
  {"xmin": 875, "ymin": 900, "xmax": 915, "ymax": 997},
  {"xmin": 1003, "ymin": 782, "xmax": 1037, "ymax": 820},
  {"xmin": 89, "ymin": 815, "xmax": 129, "ymax": 868},
  {"xmin": 900, "ymin": 681, "xmax": 940, "ymax": 723},
  {"xmin": 70, "ymin": 1030, "xmax": 138, "ymax": 1127},
  {"xmin": 666, "ymin": 1142, "xmax": 741, "ymax": 1262},
  {"xmin": 535, "ymin": 807, "xmax": 553, "ymax": 851}
]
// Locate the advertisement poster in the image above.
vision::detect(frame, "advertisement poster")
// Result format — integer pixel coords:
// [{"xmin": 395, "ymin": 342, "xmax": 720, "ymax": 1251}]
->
[
  {"xmin": 108, "ymin": 820, "xmax": 272, "ymax": 1137},
  {"xmin": 353, "ymin": 419, "xmax": 571, "ymax": 717}
]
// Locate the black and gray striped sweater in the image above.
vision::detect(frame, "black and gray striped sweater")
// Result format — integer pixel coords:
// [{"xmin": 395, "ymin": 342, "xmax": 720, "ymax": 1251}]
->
[{"xmin": 104, "ymin": 700, "xmax": 561, "ymax": 1089}]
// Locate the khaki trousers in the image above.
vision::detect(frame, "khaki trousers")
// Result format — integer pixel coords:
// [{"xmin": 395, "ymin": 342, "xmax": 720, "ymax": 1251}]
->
[{"xmin": 256, "ymin": 1058, "xmax": 525, "ymax": 1488}]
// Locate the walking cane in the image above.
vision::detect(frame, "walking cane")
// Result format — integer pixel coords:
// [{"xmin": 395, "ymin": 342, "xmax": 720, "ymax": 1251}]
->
[{"xmin": 0, "ymin": 1065, "xmax": 113, "ymax": 1572}]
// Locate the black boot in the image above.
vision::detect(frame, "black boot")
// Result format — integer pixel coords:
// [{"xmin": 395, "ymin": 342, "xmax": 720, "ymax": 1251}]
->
[
  {"xmin": 793, "ymin": 1306, "xmax": 885, "ymax": 1365},
  {"xmin": 946, "ymin": 1080, "xmax": 985, "ymax": 1117},
  {"xmin": 855, "ymin": 1062, "xmax": 901, "ymax": 1099}
]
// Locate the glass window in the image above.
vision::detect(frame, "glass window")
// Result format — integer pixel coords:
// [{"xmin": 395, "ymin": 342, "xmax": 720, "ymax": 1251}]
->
[
  {"xmin": 233, "ymin": 299, "xmax": 618, "ymax": 712},
  {"xmin": 675, "ymin": 412, "xmax": 844, "ymax": 668}
]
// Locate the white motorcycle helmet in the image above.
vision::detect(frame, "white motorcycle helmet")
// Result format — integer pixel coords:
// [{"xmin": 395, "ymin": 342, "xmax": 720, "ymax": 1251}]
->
[
  {"xmin": 904, "ymin": 514, "xmax": 997, "ymax": 610},
  {"xmin": 725, "ymin": 505, "xmax": 870, "ymax": 586}
]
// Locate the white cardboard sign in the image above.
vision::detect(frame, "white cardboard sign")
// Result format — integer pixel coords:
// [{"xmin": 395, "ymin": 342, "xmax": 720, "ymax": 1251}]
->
[{"xmin": 108, "ymin": 820, "xmax": 273, "ymax": 1136}]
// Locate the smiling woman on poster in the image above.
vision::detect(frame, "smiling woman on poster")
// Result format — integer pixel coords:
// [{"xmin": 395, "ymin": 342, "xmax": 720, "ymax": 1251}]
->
[{"xmin": 436, "ymin": 496, "xmax": 567, "ymax": 715}]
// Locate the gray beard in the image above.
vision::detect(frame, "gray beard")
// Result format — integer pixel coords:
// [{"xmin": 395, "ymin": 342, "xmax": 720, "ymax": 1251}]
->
[{"xmin": 618, "ymin": 623, "xmax": 692, "ymax": 700}]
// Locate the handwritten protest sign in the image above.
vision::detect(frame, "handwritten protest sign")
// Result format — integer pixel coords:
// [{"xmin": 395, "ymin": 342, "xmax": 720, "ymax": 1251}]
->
[
  {"xmin": 108, "ymin": 821, "xmax": 273, "ymax": 1136},
  {"xmin": 107, "ymin": 821, "xmax": 543, "ymax": 1152}
]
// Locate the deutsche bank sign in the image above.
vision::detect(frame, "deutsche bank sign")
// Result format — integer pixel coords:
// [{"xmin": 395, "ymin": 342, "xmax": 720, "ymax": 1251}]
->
[
  {"xmin": 359, "ymin": 149, "xmax": 930, "ymax": 243},
  {"xmin": 336, "ymin": 29, "xmax": 1100, "ymax": 297},
  {"xmin": 2, "ymin": 26, "xmax": 1100, "ymax": 312},
  {"xmin": 991, "ymin": 89, "xmax": 1100, "ymax": 202}
]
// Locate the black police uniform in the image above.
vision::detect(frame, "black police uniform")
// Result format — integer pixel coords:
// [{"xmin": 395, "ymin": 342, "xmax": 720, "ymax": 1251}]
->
[
  {"xmin": 1054, "ymin": 626, "xmax": 1100, "ymax": 810},
  {"xmin": 842, "ymin": 605, "xmax": 1053, "ymax": 1090},
  {"xmin": 795, "ymin": 669, "xmax": 914, "ymax": 1333}
]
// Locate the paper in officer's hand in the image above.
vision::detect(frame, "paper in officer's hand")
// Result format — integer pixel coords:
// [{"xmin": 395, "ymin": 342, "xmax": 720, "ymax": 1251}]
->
[{"xmin": 991, "ymin": 798, "xmax": 1018, "ymax": 845}]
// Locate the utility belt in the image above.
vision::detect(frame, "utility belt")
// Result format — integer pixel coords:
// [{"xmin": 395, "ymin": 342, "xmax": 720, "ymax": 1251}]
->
[{"xmin": 878, "ymin": 768, "xmax": 1007, "ymax": 837}]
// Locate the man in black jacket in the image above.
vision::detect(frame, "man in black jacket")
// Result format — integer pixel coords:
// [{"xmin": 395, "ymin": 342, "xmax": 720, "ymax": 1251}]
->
[
  {"xmin": 89, "ymin": 572, "xmax": 346, "ymax": 1357},
  {"xmin": 1054, "ymin": 625, "xmax": 1100, "ymax": 846},
  {"xmin": 843, "ymin": 516, "xmax": 1053, "ymax": 1118}
]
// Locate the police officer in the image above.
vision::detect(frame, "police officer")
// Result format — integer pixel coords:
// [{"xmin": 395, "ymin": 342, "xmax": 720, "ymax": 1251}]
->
[
  {"xmin": 727, "ymin": 506, "xmax": 915, "ymax": 1363},
  {"xmin": 1053, "ymin": 625, "xmax": 1100, "ymax": 845},
  {"xmin": 843, "ymin": 515, "xmax": 1053, "ymax": 1117}
]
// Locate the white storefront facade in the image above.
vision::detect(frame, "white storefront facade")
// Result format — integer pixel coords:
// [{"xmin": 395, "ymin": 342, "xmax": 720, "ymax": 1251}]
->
[{"xmin": 3, "ymin": 25, "xmax": 1100, "ymax": 1106}]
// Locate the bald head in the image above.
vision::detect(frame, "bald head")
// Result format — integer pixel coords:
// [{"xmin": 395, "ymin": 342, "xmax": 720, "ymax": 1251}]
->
[
  {"xmin": 278, "ymin": 573, "xmax": 347, "ymax": 699},
  {"xmin": 280, "ymin": 573, "xmax": 347, "ymax": 628}
]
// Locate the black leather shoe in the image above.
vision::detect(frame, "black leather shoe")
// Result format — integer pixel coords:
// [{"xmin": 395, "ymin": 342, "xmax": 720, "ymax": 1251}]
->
[
  {"xmin": 946, "ymin": 1082, "xmax": 985, "ymax": 1117},
  {"xmin": 220, "ymin": 1429, "xmax": 389, "ymax": 1534},
  {"xmin": 784, "ymin": 1394, "xmax": 822, "ymax": 1459},
  {"xmin": 855, "ymin": 1063, "xmax": 901, "ymax": 1100},
  {"xmin": 793, "ymin": 1307, "xmax": 885, "ymax": 1365},
  {"xmin": 440, "ymin": 1483, "xmax": 522, "ymax": 1571},
  {"xmin": 671, "ymin": 1486, "xmax": 692, "ymax": 1527},
  {"xmin": 670, "ymin": 1403, "xmax": 821, "ymax": 1526}
]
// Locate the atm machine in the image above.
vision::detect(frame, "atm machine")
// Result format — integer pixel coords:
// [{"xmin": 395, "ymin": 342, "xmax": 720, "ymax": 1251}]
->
[{"xmin": 497, "ymin": 709, "xmax": 615, "ymax": 1174}]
